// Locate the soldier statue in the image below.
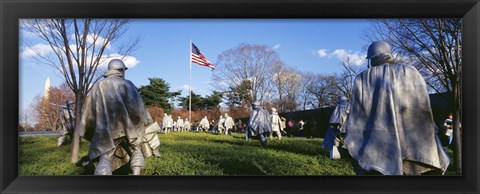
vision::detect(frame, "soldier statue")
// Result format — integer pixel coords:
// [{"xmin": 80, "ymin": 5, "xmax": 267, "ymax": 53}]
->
[
  {"xmin": 176, "ymin": 116, "xmax": 184, "ymax": 132},
  {"xmin": 223, "ymin": 113, "xmax": 235, "ymax": 135},
  {"xmin": 217, "ymin": 115, "xmax": 225, "ymax": 133},
  {"xmin": 161, "ymin": 113, "xmax": 169, "ymax": 134},
  {"xmin": 246, "ymin": 101, "xmax": 272, "ymax": 147},
  {"xmin": 162, "ymin": 114, "xmax": 173, "ymax": 134},
  {"xmin": 322, "ymin": 95, "xmax": 350, "ymax": 159},
  {"xmin": 184, "ymin": 118, "xmax": 191, "ymax": 132},
  {"xmin": 199, "ymin": 116, "xmax": 210, "ymax": 132},
  {"xmin": 57, "ymin": 100, "xmax": 75, "ymax": 146},
  {"xmin": 269, "ymin": 108, "xmax": 283, "ymax": 140},
  {"xmin": 78, "ymin": 59, "xmax": 154, "ymax": 175},
  {"xmin": 342, "ymin": 41, "xmax": 450, "ymax": 175}
]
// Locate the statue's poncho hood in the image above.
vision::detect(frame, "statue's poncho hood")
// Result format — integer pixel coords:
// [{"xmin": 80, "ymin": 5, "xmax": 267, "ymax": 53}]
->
[
  {"xmin": 342, "ymin": 64, "xmax": 450, "ymax": 175},
  {"xmin": 79, "ymin": 70, "xmax": 150, "ymax": 160}
]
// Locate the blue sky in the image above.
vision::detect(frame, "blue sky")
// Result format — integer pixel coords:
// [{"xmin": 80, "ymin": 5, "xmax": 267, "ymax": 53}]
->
[{"xmin": 20, "ymin": 19, "xmax": 373, "ymax": 114}]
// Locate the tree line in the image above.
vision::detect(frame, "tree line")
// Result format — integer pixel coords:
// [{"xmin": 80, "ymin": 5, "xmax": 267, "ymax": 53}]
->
[{"xmin": 212, "ymin": 43, "xmax": 366, "ymax": 113}]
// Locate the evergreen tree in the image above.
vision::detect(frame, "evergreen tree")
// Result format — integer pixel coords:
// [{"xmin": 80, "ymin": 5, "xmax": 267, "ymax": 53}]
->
[
  {"xmin": 223, "ymin": 86, "xmax": 242, "ymax": 108},
  {"xmin": 138, "ymin": 77, "xmax": 181, "ymax": 113},
  {"xmin": 203, "ymin": 91, "xmax": 223, "ymax": 109},
  {"xmin": 178, "ymin": 91, "xmax": 203, "ymax": 111},
  {"xmin": 179, "ymin": 91, "xmax": 223, "ymax": 111}
]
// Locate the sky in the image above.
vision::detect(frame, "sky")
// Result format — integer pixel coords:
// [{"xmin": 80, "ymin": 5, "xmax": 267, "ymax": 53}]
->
[{"xmin": 19, "ymin": 19, "xmax": 373, "ymax": 116}]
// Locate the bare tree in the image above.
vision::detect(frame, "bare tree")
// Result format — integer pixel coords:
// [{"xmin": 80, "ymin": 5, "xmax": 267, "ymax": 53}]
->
[
  {"xmin": 298, "ymin": 72, "xmax": 316, "ymax": 110},
  {"xmin": 366, "ymin": 19, "xmax": 462, "ymax": 173},
  {"xmin": 305, "ymin": 74, "xmax": 338, "ymax": 109},
  {"xmin": 212, "ymin": 44, "xmax": 280, "ymax": 106},
  {"xmin": 32, "ymin": 82, "xmax": 76, "ymax": 132},
  {"xmin": 271, "ymin": 64, "xmax": 302, "ymax": 112},
  {"xmin": 22, "ymin": 19, "xmax": 140, "ymax": 163},
  {"xmin": 334, "ymin": 57, "xmax": 366, "ymax": 100},
  {"xmin": 19, "ymin": 109, "xmax": 32, "ymax": 132},
  {"xmin": 32, "ymin": 95, "xmax": 57, "ymax": 131}
]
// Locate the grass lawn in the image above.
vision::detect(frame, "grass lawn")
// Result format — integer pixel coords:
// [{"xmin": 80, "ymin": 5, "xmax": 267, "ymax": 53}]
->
[{"xmin": 19, "ymin": 132, "xmax": 458, "ymax": 176}]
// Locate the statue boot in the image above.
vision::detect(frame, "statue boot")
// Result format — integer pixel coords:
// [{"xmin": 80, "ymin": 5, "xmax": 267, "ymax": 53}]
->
[
  {"xmin": 94, "ymin": 150, "xmax": 114, "ymax": 175},
  {"xmin": 130, "ymin": 146, "xmax": 145, "ymax": 175}
]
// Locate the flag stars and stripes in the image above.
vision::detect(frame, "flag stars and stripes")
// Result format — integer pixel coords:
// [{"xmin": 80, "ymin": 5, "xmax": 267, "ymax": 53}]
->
[{"xmin": 191, "ymin": 43, "xmax": 215, "ymax": 70}]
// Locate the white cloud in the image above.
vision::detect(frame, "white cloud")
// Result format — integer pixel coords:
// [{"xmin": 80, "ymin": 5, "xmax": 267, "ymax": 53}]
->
[
  {"xmin": 98, "ymin": 54, "xmax": 140, "ymax": 69},
  {"xmin": 272, "ymin": 44, "xmax": 281, "ymax": 50},
  {"xmin": 317, "ymin": 49, "xmax": 328, "ymax": 57},
  {"xmin": 315, "ymin": 48, "xmax": 366, "ymax": 66},
  {"xmin": 181, "ymin": 84, "xmax": 190, "ymax": 90},
  {"xmin": 331, "ymin": 49, "xmax": 348, "ymax": 58},
  {"xmin": 20, "ymin": 44, "xmax": 53, "ymax": 59},
  {"xmin": 21, "ymin": 44, "xmax": 140, "ymax": 70}
]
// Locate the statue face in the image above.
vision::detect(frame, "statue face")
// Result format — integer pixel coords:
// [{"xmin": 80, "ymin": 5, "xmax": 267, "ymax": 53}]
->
[{"xmin": 118, "ymin": 69, "xmax": 126, "ymax": 78}]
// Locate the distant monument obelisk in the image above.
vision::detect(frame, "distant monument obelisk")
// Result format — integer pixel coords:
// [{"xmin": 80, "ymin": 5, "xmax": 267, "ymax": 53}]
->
[{"xmin": 44, "ymin": 77, "xmax": 50, "ymax": 100}]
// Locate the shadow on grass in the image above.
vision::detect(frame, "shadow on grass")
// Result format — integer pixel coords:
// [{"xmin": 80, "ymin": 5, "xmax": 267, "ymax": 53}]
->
[
  {"xmin": 209, "ymin": 137, "xmax": 330, "ymax": 158},
  {"xmin": 75, "ymin": 155, "xmax": 133, "ymax": 175}
]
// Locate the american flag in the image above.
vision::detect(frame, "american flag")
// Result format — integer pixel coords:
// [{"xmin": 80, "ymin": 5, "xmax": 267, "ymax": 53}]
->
[{"xmin": 191, "ymin": 43, "xmax": 215, "ymax": 70}]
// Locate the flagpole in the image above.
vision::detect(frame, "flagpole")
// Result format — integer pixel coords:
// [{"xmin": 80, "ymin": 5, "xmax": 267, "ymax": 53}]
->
[{"xmin": 189, "ymin": 39, "xmax": 192, "ymax": 123}]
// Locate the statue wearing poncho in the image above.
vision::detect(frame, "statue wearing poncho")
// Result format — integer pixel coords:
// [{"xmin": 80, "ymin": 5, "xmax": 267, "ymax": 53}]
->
[
  {"xmin": 199, "ymin": 116, "xmax": 210, "ymax": 132},
  {"xmin": 322, "ymin": 96, "xmax": 350, "ymax": 159},
  {"xmin": 78, "ymin": 59, "xmax": 153, "ymax": 175},
  {"xmin": 224, "ymin": 113, "xmax": 235, "ymax": 135},
  {"xmin": 342, "ymin": 41, "xmax": 450, "ymax": 175},
  {"xmin": 247, "ymin": 101, "xmax": 272, "ymax": 147},
  {"xmin": 57, "ymin": 100, "xmax": 75, "ymax": 147}
]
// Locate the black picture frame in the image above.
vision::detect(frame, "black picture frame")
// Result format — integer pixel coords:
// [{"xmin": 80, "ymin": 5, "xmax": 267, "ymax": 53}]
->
[{"xmin": 1, "ymin": 0, "xmax": 479, "ymax": 193}]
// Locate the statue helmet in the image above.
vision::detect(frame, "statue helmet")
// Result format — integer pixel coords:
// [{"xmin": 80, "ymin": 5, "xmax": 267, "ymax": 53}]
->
[
  {"xmin": 108, "ymin": 59, "xmax": 128, "ymax": 71},
  {"xmin": 366, "ymin": 40, "xmax": 392, "ymax": 59},
  {"xmin": 252, "ymin": 101, "xmax": 260, "ymax": 107},
  {"xmin": 338, "ymin": 95, "xmax": 348, "ymax": 102},
  {"xmin": 65, "ymin": 99, "xmax": 74, "ymax": 105},
  {"xmin": 271, "ymin": 107, "xmax": 277, "ymax": 113}
]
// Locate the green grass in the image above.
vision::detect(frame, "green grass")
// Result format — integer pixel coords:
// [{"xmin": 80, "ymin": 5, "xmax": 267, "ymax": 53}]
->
[
  {"xmin": 19, "ymin": 135, "xmax": 90, "ymax": 175},
  {"xmin": 19, "ymin": 132, "xmax": 458, "ymax": 176}
]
